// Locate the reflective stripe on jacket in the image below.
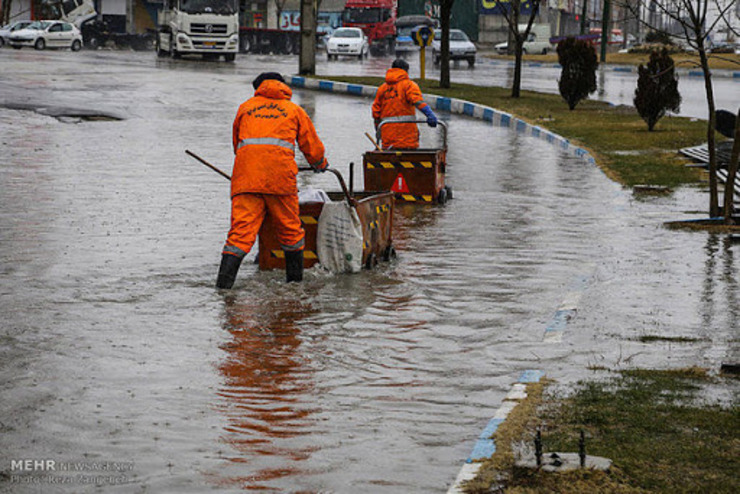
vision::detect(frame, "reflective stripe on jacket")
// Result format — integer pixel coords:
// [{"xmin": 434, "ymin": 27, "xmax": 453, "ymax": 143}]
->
[
  {"xmin": 231, "ymin": 79, "xmax": 326, "ymax": 197},
  {"xmin": 372, "ymin": 68, "xmax": 429, "ymax": 149}
]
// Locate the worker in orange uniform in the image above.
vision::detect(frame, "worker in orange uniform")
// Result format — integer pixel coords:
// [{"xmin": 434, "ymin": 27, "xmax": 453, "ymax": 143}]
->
[
  {"xmin": 216, "ymin": 72, "xmax": 329, "ymax": 289},
  {"xmin": 372, "ymin": 58, "xmax": 438, "ymax": 150}
]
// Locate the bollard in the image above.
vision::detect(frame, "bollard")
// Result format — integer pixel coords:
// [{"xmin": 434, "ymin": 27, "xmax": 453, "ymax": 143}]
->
[
  {"xmin": 535, "ymin": 428, "xmax": 543, "ymax": 467},
  {"xmin": 579, "ymin": 430, "xmax": 586, "ymax": 468}
]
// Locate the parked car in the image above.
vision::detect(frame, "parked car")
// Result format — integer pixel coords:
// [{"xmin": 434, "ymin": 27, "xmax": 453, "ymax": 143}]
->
[
  {"xmin": 432, "ymin": 29, "xmax": 476, "ymax": 67},
  {"xmin": 326, "ymin": 27, "xmax": 369, "ymax": 60},
  {"xmin": 0, "ymin": 20, "xmax": 33, "ymax": 47},
  {"xmin": 395, "ymin": 15, "xmax": 436, "ymax": 55},
  {"xmin": 495, "ymin": 24, "xmax": 553, "ymax": 55},
  {"xmin": 8, "ymin": 20, "xmax": 83, "ymax": 51}
]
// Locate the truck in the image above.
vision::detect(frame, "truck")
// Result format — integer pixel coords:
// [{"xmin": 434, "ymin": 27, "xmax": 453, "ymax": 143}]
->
[
  {"xmin": 157, "ymin": 0, "xmax": 239, "ymax": 61},
  {"xmin": 495, "ymin": 24, "xmax": 553, "ymax": 55},
  {"xmin": 342, "ymin": 0, "xmax": 397, "ymax": 55},
  {"xmin": 39, "ymin": 0, "xmax": 155, "ymax": 50}
]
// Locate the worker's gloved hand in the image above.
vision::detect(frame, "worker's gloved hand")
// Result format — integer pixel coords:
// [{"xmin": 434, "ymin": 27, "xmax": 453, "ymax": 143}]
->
[
  {"xmin": 312, "ymin": 158, "xmax": 329, "ymax": 173},
  {"xmin": 420, "ymin": 105, "xmax": 438, "ymax": 128}
]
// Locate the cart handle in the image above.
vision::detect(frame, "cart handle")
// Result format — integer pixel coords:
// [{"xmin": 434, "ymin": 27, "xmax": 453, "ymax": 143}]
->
[
  {"xmin": 376, "ymin": 118, "xmax": 447, "ymax": 150},
  {"xmin": 298, "ymin": 166, "xmax": 357, "ymax": 207}
]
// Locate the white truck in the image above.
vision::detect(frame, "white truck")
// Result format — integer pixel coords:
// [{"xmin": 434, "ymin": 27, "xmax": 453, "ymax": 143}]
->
[
  {"xmin": 495, "ymin": 23, "xmax": 553, "ymax": 55},
  {"xmin": 157, "ymin": 0, "xmax": 239, "ymax": 61}
]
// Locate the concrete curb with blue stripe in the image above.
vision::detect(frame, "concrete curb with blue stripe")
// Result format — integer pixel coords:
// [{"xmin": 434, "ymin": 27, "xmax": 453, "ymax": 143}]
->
[{"xmin": 288, "ymin": 76, "xmax": 597, "ymax": 167}]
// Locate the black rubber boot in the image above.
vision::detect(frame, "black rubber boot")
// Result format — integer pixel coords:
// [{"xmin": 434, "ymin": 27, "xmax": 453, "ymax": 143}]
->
[
  {"xmin": 216, "ymin": 254, "xmax": 243, "ymax": 289},
  {"xmin": 284, "ymin": 250, "xmax": 304, "ymax": 283}
]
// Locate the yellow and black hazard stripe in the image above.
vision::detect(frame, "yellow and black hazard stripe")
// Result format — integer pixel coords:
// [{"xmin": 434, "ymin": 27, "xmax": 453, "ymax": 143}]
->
[
  {"xmin": 366, "ymin": 161, "xmax": 434, "ymax": 169},
  {"xmin": 271, "ymin": 250, "xmax": 318, "ymax": 259},
  {"xmin": 396, "ymin": 194, "xmax": 434, "ymax": 202},
  {"xmin": 375, "ymin": 204, "xmax": 391, "ymax": 214}
]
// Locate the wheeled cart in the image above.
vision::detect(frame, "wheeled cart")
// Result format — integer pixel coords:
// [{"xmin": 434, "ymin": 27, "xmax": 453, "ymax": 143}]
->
[
  {"xmin": 258, "ymin": 167, "xmax": 395, "ymax": 271},
  {"xmin": 363, "ymin": 119, "xmax": 451, "ymax": 204}
]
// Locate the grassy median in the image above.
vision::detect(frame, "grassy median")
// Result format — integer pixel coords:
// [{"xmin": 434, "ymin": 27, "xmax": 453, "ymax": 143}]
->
[
  {"xmin": 465, "ymin": 368, "xmax": 739, "ymax": 493},
  {"xmin": 321, "ymin": 75, "xmax": 713, "ymax": 188}
]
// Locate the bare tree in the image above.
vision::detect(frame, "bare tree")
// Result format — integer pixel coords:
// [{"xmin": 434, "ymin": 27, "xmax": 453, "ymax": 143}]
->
[
  {"xmin": 489, "ymin": 0, "xmax": 542, "ymax": 98},
  {"xmin": 620, "ymin": 0, "xmax": 739, "ymax": 218}
]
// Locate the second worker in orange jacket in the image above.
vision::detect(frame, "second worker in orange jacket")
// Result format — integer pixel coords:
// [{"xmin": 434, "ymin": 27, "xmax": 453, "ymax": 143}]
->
[
  {"xmin": 216, "ymin": 72, "xmax": 329, "ymax": 289},
  {"xmin": 372, "ymin": 58, "xmax": 438, "ymax": 150}
]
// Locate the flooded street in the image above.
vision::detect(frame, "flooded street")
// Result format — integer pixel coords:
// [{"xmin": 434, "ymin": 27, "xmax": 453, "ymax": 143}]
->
[{"xmin": 1, "ymin": 50, "xmax": 738, "ymax": 493}]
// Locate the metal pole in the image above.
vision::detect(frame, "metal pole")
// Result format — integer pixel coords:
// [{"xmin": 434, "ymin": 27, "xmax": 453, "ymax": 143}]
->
[{"xmin": 600, "ymin": 0, "xmax": 610, "ymax": 62}]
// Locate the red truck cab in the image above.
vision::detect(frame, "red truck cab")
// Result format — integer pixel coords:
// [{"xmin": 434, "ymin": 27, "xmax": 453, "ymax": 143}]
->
[{"xmin": 342, "ymin": 0, "xmax": 396, "ymax": 55}]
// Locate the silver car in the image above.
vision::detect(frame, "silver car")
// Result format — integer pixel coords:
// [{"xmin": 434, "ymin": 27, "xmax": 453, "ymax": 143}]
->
[
  {"xmin": 8, "ymin": 20, "xmax": 83, "ymax": 51},
  {"xmin": 0, "ymin": 20, "xmax": 33, "ymax": 47},
  {"xmin": 432, "ymin": 29, "xmax": 477, "ymax": 67}
]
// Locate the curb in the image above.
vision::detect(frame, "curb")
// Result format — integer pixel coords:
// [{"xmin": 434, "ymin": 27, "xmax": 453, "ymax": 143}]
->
[
  {"xmin": 446, "ymin": 370, "xmax": 545, "ymax": 494},
  {"xmin": 287, "ymin": 76, "xmax": 597, "ymax": 167}
]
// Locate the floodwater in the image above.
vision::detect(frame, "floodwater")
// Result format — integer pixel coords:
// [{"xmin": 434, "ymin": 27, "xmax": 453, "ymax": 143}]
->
[{"xmin": 0, "ymin": 50, "xmax": 738, "ymax": 493}]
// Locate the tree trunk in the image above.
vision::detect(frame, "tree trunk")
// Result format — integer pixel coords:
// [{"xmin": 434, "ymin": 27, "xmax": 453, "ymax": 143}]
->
[
  {"xmin": 723, "ymin": 109, "xmax": 740, "ymax": 225},
  {"xmin": 697, "ymin": 45, "xmax": 719, "ymax": 218},
  {"xmin": 439, "ymin": 1, "xmax": 452, "ymax": 88},
  {"xmin": 512, "ymin": 40, "xmax": 523, "ymax": 98},
  {"xmin": 2, "ymin": 0, "xmax": 12, "ymax": 26},
  {"xmin": 299, "ymin": 0, "xmax": 316, "ymax": 75}
]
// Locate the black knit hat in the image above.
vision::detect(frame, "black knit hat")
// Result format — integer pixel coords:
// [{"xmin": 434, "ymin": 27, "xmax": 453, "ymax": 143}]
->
[
  {"xmin": 252, "ymin": 72, "xmax": 285, "ymax": 90},
  {"xmin": 391, "ymin": 59, "xmax": 409, "ymax": 72}
]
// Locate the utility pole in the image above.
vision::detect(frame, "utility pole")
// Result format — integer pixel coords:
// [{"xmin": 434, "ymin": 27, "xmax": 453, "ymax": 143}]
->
[
  {"xmin": 600, "ymin": 0, "xmax": 610, "ymax": 62},
  {"xmin": 299, "ymin": 0, "xmax": 317, "ymax": 75}
]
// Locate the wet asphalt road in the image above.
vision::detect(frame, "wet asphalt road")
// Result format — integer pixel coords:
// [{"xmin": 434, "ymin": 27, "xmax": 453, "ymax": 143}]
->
[{"xmin": 0, "ymin": 49, "xmax": 738, "ymax": 493}]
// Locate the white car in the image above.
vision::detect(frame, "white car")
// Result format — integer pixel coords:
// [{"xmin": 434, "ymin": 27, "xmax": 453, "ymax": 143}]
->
[
  {"xmin": 326, "ymin": 27, "xmax": 369, "ymax": 60},
  {"xmin": 432, "ymin": 29, "xmax": 477, "ymax": 67},
  {"xmin": 0, "ymin": 20, "xmax": 34, "ymax": 47},
  {"xmin": 8, "ymin": 20, "xmax": 83, "ymax": 51}
]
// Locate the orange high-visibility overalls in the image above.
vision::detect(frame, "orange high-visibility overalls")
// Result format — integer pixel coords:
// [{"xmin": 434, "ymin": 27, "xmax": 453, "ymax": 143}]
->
[
  {"xmin": 223, "ymin": 79, "xmax": 328, "ymax": 259},
  {"xmin": 372, "ymin": 68, "xmax": 430, "ymax": 149}
]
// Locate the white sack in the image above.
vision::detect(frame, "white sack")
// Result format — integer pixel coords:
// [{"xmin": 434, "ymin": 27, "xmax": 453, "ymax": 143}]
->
[
  {"xmin": 317, "ymin": 202, "xmax": 363, "ymax": 274},
  {"xmin": 298, "ymin": 188, "xmax": 331, "ymax": 204}
]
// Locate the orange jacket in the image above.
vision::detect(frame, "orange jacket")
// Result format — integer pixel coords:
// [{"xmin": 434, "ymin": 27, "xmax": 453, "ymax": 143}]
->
[
  {"xmin": 231, "ymin": 79, "xmax": 327, "ymax": 197},
  {"xmin": 372, "ymin": 68, "xmax": 429, "ymax": 149}
]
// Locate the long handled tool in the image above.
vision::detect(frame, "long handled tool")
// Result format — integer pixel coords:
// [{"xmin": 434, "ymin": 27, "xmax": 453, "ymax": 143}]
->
[
  {"xmin": 185, "ymin": 149, "xmax": 231, "ymax": 180},
  {"xmin": 364, "ymin": 132, "xmax": 381, "ymax": 151},
  {"xmin": 186, "ymin": 149, "xmax": 356, "ymax": 207}
]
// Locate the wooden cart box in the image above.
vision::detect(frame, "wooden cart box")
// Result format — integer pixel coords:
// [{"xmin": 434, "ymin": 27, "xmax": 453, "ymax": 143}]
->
[
  {"xmin": 258, "ymin": 190, "xmax": 394, "ymax": 271},
  {"xmin": 363, "ymin": 148, "xmax": 448, "ymax": 203},
  {"xmin": 364, "ymin": 119, "xmax": 450, "ymax": 204}
]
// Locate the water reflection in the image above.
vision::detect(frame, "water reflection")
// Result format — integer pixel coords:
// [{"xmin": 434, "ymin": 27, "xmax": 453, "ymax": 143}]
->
[
  {"xmin": 216, "ymin": 295, "xmax": 319, "ymax": 489},
  {"xmin": 700, "ymin": 234, "xmax": 739, "ymax": 334}
]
